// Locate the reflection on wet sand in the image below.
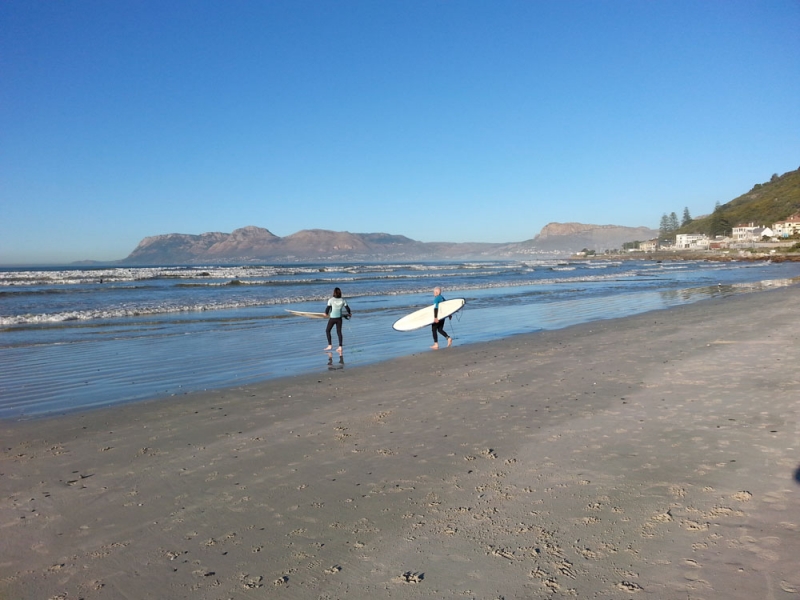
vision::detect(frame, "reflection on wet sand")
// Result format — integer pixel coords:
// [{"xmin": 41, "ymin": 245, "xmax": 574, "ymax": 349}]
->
[
  {"xmin": 327, "ymin": 351, "xmax": 344, "ymax": 370},
  {"xmin": 659, "ymin": 276, "xmax": 800, "ymax": 303}
]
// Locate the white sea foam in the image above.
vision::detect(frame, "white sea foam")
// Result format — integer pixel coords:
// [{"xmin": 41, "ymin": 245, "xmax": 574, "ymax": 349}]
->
[
  {"xmin": 0, "ymin": 262, "xmax": 513, "ymax": 287},
  {"xmin": 0, "ymin": 270, "xmax": 637, "ymax": 326},
  {"xmin": 1, "ymin": 260, "xmax": 796, "ymax": 328}
]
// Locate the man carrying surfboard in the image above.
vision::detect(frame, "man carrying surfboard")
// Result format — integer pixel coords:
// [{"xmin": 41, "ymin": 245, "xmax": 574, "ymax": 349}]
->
[
  {"xmin": 324, "ymin": 287, "xmax": 351, "ymax": 353},
  {"xmin": 431, "ymin": 287, "xmax": 452, "ymax": 350}
]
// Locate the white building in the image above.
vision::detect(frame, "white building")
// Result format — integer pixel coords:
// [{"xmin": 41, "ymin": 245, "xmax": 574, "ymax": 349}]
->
[
  {"xmin": 674, "ymin": 233, "xmax": 710, "ymax": 249},
  {"xmin": 754, "ymin": 226, "xmax": 774, "ymax": 240},
  {"xmin": 732, "ymin": 223, "xmax": 758, "ymax": 241},
  {"xmin": 732, "ymin": 223, "xmax": 774, "ymax": 242}
]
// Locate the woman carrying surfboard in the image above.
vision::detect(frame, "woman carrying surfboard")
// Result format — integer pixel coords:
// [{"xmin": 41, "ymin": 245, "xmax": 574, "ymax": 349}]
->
[
  {"xmin": 431, "ymin": 287, "xmax": 452, "ymax": 350},
  {"xmin": 391, "ymin": 291, "xmax": 465, "ymax": 344},
  {"xmin": 324, "ymin": 287, "xmax": 351, "ymax": 353}
]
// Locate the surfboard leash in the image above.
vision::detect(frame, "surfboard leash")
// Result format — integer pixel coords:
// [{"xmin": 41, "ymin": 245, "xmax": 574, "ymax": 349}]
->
[{"xmin": 449, "ymin": 303, "xmax": 465, "ymax": 341}]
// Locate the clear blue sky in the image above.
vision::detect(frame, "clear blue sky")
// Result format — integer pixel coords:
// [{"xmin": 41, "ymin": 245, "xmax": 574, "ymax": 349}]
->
[{"xmin": 1, "ymin": 0, "xmax": 798, "ymax": 265}]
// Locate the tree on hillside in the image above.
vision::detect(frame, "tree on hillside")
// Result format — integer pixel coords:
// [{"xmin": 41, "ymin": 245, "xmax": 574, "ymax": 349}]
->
[
  {"xmin": 682, "ymin": 207, "xmax": 692, "ymax": 227},
  {"xmin": 668, "ymin": 212, "xmax": 679, "ymax": 232},
  {"xmin": 709, "ymin": 204, "xmax": 730, "ymax": 237},
  {"xmin": 659, "ymin": 214, "xmax": 670, "ymax": 239},
  {"xmin": 660, "ymin": 212, "xmax": 681, "ymax": 239}
]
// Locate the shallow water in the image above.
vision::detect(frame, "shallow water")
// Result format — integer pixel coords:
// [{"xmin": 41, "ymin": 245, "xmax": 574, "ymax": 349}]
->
[{"xmin": 2, "ymin": 258, "xmax": 799, "ymax": 419}]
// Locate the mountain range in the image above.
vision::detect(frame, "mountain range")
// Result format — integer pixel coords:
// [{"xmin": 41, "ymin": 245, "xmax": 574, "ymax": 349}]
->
[{"xmin": 119, "ymin": 222, "xmax": 658, "ymax": 264}]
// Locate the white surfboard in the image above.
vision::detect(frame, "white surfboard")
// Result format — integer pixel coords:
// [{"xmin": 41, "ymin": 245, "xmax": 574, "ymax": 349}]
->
[
  {"xmin": 286, "ymin": 309, "xmax": 328, "ymax": 319},
  {"xmin": 392, "ymin": 298, "xmax": 466, "ymax": 332}
]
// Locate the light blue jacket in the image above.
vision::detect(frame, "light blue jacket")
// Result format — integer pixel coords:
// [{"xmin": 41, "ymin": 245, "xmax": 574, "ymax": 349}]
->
[{"xmin": 327, "ymin": 297, "xmax": 349, "ymax": 319}]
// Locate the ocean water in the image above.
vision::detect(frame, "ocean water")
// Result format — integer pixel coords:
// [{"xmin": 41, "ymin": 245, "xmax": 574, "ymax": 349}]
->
[{"xmin": 2, "ymin": 258, "xmax": 799, "ymax": 419}]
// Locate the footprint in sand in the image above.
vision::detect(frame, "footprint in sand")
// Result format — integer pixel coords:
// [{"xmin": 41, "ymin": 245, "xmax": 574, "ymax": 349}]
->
[
  {"xmin": 681, "ymin": 519, "xmax": 709, "ymax": 531},
  {"xmin": 651, "ymin": 509, "xmax": 673, "ymax": 523},
  {"xmin": 616, "ymin": 581, "xmax": 644, "ymax": 592},
  {"xmin": 397, "ymin": 571, "xmax": 424, "ymax": 583}
]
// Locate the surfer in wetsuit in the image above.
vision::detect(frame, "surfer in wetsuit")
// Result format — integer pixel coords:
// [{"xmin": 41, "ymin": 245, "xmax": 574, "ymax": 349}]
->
[
  {"xmin": 431, "ymin": 287, "xmax": 452, "ymax": 350},
  {"xmin": 324, "ymin": 287, "xmax": 351, "ymax": 353}
]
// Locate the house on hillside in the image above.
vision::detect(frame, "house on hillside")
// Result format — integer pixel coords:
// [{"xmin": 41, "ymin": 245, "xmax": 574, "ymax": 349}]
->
[
  {"xmin": 773, "ymin": 214, "xmax": 800, "ymax": 238},
  {"xmin": 638, "ymin": 239, "xmax": 658, "ymax": 252},
  {"xmin": 709, "ymin": 235, "xmax": 731, "ymax": 250},
  {"xmin": 756, "ymin": 227, "xmax": 774, "ymax": 240},
  {"xmin": 732, "ymin": 223, "xmax": 758, "ymax": 241},
  {"xmin": 732, "ymin": 223, "xmax": 774, "ymax": 242},
  {"xmin": 675, "ymin": 233, "xmax": 710, "ymax": 250}
]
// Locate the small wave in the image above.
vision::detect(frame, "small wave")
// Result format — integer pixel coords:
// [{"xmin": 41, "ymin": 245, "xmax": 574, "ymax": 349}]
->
[
  {"xmin": 0, "ymin": 299, "xmax": 271, "ymax": 326},
  {"xmin": 0, "ymin": 284, "xmax": 159, "ymax": 297},
  {"xmin": 0, "ymin": 262, "xmax": 512, "ymax": 287},
  {"xmin": 0, "ymin": 269, "xmax": 644, "ymax": 326}
]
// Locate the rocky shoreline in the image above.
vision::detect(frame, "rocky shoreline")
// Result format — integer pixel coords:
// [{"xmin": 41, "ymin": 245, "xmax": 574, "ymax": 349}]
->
[{"xmin": 580, "ymin": 250, "xmax": 800, "ymax": 262}]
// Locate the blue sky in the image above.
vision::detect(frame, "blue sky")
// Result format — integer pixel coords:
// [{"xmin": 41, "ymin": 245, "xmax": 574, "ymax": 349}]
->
[{"xmin": 1, "ymin": 1, "xmax": 798, "ymax": 265}]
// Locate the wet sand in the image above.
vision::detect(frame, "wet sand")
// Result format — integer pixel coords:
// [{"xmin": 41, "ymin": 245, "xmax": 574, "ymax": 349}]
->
[{"xmin": 2, "ymin": 286, "xmax": 799, "ymax": 599}]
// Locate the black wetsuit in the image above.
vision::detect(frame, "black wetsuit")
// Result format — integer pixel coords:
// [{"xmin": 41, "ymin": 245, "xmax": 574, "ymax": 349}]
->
[
  {"xmin": 431, "ymin": 294, "xmax": 450, "ymax": 343},
  {"xmin": 326, "ymin": 317, "xmax": 344, "ymax": 347},
  {"xmin": 325, "ymin": 297, "xmax": 351, "ymax": 347}
]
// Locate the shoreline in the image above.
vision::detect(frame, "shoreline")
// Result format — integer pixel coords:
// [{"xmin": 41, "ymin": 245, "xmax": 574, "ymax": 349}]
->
[
  {"xmin": 5, "ymin": 262, "xmax": 800, "ymax": 422},
  {"xmin": 2, "ymin": 287, "xmax": 800, "ymax": 598},
  {"xmin": 577, "ymin": 250, "xmax": 800, "ymax": 262}
]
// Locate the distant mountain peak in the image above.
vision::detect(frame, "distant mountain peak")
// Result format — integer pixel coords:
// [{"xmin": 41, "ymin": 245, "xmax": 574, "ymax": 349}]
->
[
  {"xmin": 229, "ymin": 226, "xmax": 278, "ymax": 238},
  {"xmin": 529, "ymin": 222, "xmax": 658, "ymax": 252},
  {"xmin": 535, "ymin": 222, "xmax": 638, "ymax": 239}
]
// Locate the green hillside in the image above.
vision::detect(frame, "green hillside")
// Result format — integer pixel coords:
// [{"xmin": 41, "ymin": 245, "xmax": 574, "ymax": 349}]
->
[{"xmin": 675, "ymin": 166, "xmax": 800, "ymax": 237}]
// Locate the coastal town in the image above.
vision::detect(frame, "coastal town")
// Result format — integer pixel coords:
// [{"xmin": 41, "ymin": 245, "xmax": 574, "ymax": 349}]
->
[{"xmin": 628, "ymin": 213, "xmax": 800, "ymax": 255}]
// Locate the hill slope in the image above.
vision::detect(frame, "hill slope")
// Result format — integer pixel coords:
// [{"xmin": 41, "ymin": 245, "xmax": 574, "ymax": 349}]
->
[{"xmin": 677, "ymin": 167, "xmax": 800, "ymax": 236}]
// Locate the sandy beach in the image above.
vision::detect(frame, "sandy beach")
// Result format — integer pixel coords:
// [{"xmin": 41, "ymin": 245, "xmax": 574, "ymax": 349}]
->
[{"xmin": 2, "ymin": 287, "xmax": 799, "ymax": 599}]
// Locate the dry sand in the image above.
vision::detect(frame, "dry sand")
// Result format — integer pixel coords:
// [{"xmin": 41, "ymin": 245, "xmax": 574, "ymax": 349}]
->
[{"xmin": 2, "ymin": 287, "xmax": 799, "ymax": 599}]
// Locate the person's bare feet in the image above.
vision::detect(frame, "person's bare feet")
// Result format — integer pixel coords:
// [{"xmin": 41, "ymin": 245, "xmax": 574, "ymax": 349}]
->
[
  {"xmin": 447, "ymin": 337, "xmax": 452, "ymax": 347},
  {"xmin": 336, "ymin": 346, "xmax": 342, "ymax": 354},
  {"xmin": 324, "ymin": 345, "xmax": 332, "ymax": 351},
  {"xmin": 430, "ymin": 343, "xmax": 439, "ymax": 350}
]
